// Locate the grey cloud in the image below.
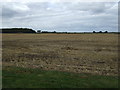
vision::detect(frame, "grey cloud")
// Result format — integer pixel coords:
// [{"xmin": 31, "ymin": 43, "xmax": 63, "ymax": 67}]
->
[
  {"xmin": 2, "ymin": 2, "xmax": 30, "ymax": 18},
  {"xmin": 2, "ymin": 6, "xmax": 18, "ymax": 18},
  {"xmin": 1, "ymin": 2, "xmax": 118, "ymax": 32}
]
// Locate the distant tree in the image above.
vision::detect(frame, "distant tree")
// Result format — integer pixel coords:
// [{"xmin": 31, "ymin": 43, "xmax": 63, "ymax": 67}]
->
[
  {"xmin": 37, "ymin": 30, "xmax": 41, "ymax": 33},
  {"xmin": 53, "ymin": 31, "xmax": 56, "ymax": 33},
  {"xmin": 104, "ymin": 31, "xmax": 108, "ymax": 33},
  {"xmin": 42, "ymin": 31, "xmax": 48, "ymax": 33},
  {"xmin": 93, "ymin": 31, "xmax": 96, "ymax": 33},
  {"xmin": 99, "ymin": 31, "xmax": 102, "ymax": 33}
]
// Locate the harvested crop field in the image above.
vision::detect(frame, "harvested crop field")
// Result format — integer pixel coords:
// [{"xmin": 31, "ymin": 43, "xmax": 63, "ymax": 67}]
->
[{"xmin": 2, "ymin": 33, "xmax": 119, "ymax": 76}]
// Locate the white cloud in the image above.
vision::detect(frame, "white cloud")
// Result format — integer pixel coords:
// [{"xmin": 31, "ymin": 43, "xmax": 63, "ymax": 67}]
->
[
  {"xmin": 2, "ymin": 2, "xmax": 30, "ymax": 12},
  {"xmin": 1, "ymin": 1, "xmax": 118, "ymax": 32},
  {"xmin": 1, "ymin": 0, "xmax": 119, "ymax": 2}
]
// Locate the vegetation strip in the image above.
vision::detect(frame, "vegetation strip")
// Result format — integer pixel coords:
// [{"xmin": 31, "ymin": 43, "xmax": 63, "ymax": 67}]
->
[{"xmin": 2, "ymin": 66, "xmax": 118, "ymax": 88}]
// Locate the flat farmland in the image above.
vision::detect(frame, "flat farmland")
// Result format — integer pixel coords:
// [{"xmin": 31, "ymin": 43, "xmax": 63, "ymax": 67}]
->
[{"xmin": 2, "ymin": 33, "xmax": 118, "ymax": 76}]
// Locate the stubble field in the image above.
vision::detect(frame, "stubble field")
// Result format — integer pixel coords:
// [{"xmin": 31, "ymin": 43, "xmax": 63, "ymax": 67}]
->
[{"xmin": 2, "ymin": 33, "xmax": 118, "ymax": 76}]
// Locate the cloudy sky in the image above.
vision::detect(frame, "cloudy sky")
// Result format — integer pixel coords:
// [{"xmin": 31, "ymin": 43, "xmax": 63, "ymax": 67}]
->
[{"xmin": 1, "ymin": 0, "xmax": 119, "ymax": 32}]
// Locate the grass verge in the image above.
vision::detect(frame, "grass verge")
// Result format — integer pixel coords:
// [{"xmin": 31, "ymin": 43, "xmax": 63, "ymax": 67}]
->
[{"xmin": 2, "ymin": 66, "xmax": 118, "ymax": 88}]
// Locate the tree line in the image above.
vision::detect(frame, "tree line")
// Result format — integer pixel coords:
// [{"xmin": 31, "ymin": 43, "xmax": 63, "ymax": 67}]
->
[
  {"xmin": 0, "ymin": 28, "xmax": 36, "ymax": 33},
  {"xmin": 0, "ymin": 28, "xmax": 118, "ymax": 34}
]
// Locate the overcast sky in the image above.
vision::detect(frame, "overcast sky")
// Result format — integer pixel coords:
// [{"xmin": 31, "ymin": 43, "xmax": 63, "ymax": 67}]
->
[{"xmin": 1, "ymin": 0, "xmax": 118, "ymax": 32}]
